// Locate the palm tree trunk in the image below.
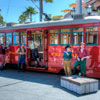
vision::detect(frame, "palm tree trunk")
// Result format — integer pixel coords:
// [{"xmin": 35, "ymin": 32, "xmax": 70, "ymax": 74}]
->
[
  {"xmin": 30, "ymin": 14, "xmax": 32, "ymax": 22},
  {"xmin": 40, "ymin": 0, "xmax": 43, "ymax": 22}
]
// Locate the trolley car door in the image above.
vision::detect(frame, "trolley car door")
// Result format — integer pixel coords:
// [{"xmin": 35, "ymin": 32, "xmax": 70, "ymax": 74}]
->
[
  {"xmin": 27, "ymin": 31, "xmax": 32, "ymax": 64},
  {"xmin": 43, "ymin": 30, "xmax": 48, "ymax": 67}
]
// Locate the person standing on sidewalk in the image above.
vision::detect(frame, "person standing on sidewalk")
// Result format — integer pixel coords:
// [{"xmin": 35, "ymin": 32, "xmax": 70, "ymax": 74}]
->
[
  {"xmin": 63, "ymin": 46, "xmax": 72, "ymax": 76},
  {"xmin": 16, "ymin": 43, "xmax": 26, "ymax": 72},
  {"xmin": 73, "ymin": 42, "xmax": 90, "ymax": 76},
  {"xmin": 0, "ymin": 44, "xmax": 5, "ymax": 69}
]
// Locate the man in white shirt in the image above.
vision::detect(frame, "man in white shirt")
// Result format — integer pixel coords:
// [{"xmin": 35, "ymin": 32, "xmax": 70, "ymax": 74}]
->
[{"xmin": 28, "ymin": 40, "xmax": 40, "ymax": 66}]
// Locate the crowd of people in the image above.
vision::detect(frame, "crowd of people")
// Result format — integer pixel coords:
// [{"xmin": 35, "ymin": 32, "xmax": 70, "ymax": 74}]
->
[
  {"xmin": 16, "ymin": 39, "xmax": 40, "ymax": 72},
  {"xmin": 0, "ymin": 40, "xmax": 90, "ymax": 76},
  {"xmin": 63, "ymin": 42, "xmax": 90, "ymax": 76}
]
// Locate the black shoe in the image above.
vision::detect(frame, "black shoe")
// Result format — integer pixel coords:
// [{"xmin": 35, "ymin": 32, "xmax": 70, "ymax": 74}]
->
[
  {"xmin": 22, "ymin": 69, "xmax": 26, "ymax": 72},
  {"xmin": 34, "ymin": 64, "xmax": 39, "ymax": 67},
  {"xmin": 18, "ymin": 70, "xmax": 21, "ymax": 72}
]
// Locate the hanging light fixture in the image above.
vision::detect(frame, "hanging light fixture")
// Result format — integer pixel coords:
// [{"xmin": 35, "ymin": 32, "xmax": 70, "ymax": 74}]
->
[
  {"xmin": 86, "ymin": 5, "xmax": 92, "ymax": 16},
  {"xmin": 70, "ymin": 8, "xmax": 75, "ymax": 18}
]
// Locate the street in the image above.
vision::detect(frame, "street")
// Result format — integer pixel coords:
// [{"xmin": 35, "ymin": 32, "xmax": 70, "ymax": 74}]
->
[{"xmin": 0, "ymin": 69, "xmax": 100, "ymax": 100}]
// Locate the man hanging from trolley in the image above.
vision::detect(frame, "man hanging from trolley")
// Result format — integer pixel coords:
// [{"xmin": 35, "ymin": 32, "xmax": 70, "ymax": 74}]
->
[
  {"xmin": 73, "ymin": 42, "xmax": 90, "ymax": 76},
  {"xmin": 28, "ymin": 39, "xmax": 40, "ymax": 67}
]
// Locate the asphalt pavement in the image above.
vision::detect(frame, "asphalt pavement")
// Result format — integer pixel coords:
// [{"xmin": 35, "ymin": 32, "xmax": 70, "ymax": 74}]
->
[{"xmin": 0, "ymin": 69, "xmax": 100, "ymax": 100}]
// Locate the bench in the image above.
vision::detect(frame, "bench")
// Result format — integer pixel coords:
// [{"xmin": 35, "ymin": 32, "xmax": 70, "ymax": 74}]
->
[{"xmin": 61, "ymin": 76, "xmax": 98, "ymax": 94}]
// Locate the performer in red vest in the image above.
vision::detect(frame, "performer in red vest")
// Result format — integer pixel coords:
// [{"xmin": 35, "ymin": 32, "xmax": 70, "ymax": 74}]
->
[{"xmin": 73, "ymin": 42, "xmax": 90, "ymax": 76}]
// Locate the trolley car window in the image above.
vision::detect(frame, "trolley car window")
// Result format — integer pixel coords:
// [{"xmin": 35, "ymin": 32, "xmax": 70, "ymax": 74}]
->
[
  {"xmin": 13, "ymin": 32, "xmax": 19, "ymax": 45},
  {"xmin": 86, "ymin": 26, "xmax": 98, "ymax": 45},
  {"xmin": 21, "ymin": 32, "xmax": 26, "ymax": 45},
  {"xmin": 32, "ymin": 31, "xmax": 43, "ymax": 46},
  {"xmin": 6, "ymin": 32, "xmax": 12, "ymax": 45},
  {"xmin": 60, "ymin": 28, "xmax": 70, "ymax": 45},
  {"xmin": 31, "ymin": 31, "xmax": 43, "ymax": 52},
  {"xmin": 49, "ymin": 29, "xmax": 59, "ymax": 45},
  {"xmin": 72, "ymin": 28, "xmax": 84, "ymax": 45},
  {"xmin": 0, "ymin": 33, "xmax": 5, "ymax": 45}
]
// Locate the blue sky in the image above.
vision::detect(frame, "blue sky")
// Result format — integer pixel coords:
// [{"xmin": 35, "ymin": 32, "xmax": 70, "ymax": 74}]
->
[{"xmin": 0, "ymin": 0, "xmax": 76, "ymax": 23}]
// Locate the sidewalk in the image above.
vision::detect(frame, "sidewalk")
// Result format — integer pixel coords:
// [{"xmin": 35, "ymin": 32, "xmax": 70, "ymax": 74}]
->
[{"xmin": 0, "ymin": 69, "xmax": 100, "ymax": 100}]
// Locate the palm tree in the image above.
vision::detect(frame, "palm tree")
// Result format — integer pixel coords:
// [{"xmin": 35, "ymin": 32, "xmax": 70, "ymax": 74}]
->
[
  {"xmin": 18, "ymin": 12, "xmax": 27, "ymax": 23},
  {"xmin": 18, "ymin": 6, "xmax": 38, "ymax": 23},
  {"xmin": 30, "ymin": 0, "xmax": 53, "ymax": 22},
  {"xmin": 0, "ymin": 9, "xmax": 6, "ymax": 25},
  {"xmin": 25, "ymin": 6, "xmax": 38, "ymax": 22}
]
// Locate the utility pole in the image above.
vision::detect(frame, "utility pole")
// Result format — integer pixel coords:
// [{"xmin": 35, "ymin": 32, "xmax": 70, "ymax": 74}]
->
[
  {"xmin": 40, "ymin": 0, "xmax": 43, "ymax": 22},
  {"xmin": 78, "ymin": 0, "xmax": 82, "ymax": 15},
  {"xmin": 30, "ymin": 0, "xmax": 43, "ymax": 22}
]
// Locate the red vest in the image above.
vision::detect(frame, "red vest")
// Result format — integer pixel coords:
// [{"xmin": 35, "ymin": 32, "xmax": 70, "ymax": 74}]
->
[{"xmin": 78, "ymin": 48, "xmax": 89, "ymax": 58}]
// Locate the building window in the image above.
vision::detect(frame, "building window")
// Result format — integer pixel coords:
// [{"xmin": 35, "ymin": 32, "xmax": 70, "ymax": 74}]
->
[
  {"xmin": 21, "ymin": 32, "xmax": 26, "ymax": 45},
  {"xmin": 72, "ymin": 27, "xmax": 84, "ymax": 45},
  {"xmin": 60, "ymin": 28, "xmax": 70, "ymax": 45},
  {"xmin": 0, "ymin": 33, "xmax": 5, "ymax": 45},
  {"xmin": 49, "ymin": 29, "xmax": 59, "ymax": 45},
  {"xmin": 86, "ymin": 26, "xmax": 98, "ymax": 45},
  {"xmin": 6, "ymin": 32, "xmax": 12, "ymax": 45},
  {"xmin": 13, "ymin": 32, "xmax": 19, "ymax": 45}
]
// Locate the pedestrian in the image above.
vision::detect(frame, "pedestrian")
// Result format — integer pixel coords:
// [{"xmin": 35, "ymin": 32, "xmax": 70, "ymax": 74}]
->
[
  {"xmin": 0, "ymin": 44, "xmax": 5, "ymax": 69},
  {"xmin": 63, "ymin": 45, "xmax": 72, "ymax": 76},
  {"xmin": 16, "ymin": 43, "xmax": 26, "ymax": 72},
  {"xmin": 73, "ymin": 42, "xmax": 90, "ymax": 76}
]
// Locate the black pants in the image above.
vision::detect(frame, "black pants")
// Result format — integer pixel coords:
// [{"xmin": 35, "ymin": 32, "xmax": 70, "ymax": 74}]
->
[{"xmin": 32, "ymin": 48, "xmax": 38, "ymax": 61}]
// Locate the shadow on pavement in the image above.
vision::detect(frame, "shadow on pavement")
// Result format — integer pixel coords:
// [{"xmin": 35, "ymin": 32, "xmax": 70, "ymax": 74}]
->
[{"xmin": 0, "ymin": 69, "xmax": 99, "ymax": 97}]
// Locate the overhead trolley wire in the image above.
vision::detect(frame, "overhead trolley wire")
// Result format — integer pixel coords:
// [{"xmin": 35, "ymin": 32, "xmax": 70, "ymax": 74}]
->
[
  {"xmin": 30, "ymin": 0, "xmax": 40, "ymax": 10},
  {"xmin": 5, "ymin": 0, "xmax": 11, "ymax": 22}
]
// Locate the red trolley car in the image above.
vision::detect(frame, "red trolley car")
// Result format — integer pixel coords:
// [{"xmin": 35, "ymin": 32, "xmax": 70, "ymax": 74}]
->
[{"xmin": 0, "ymin": 16, "xmax": 100, "ymax": 78}]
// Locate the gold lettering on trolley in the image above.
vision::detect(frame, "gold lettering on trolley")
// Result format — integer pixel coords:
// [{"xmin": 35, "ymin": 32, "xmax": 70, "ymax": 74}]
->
[
  {"xmin": 51, "ymin": 52, "xmax": 77, "ymax": 57},
  {"xmin": 48, "ymin": 68, "xmax": 57, "ymax": 72},
  {"xmin": 72, "ymin": 53, "xmax": 77, "ymax": 57},
  {"xmin": 49, "ymin": 29, "xmax": 59, "ymax": 33},
  {"xmin": 8, "ymin": 51, "xmax": 17, "ymax": 54},
  {"xmin": 86, "ymin": 27, "xmax": 98, "ymax": 32},
  {"xmin": 51, "ymin": 53, "xmax": 62, "ymax": 57},
  {"xmin": 61, "ymin": 28, "xmax": 70, "ymax": 33},
  {"xmin": 73, "ymin": 28, "xmax": 83, "ymax": 32}
]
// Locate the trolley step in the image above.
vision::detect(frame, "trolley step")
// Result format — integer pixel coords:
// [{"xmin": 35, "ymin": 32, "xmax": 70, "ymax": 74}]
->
[{"xmin": 29, "ymin": 64, "xmax": 48, "ymax": 69}]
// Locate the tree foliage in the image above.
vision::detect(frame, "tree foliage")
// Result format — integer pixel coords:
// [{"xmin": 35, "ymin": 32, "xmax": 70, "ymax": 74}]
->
[
  {"xmin": 0, "ymin": 9, "xmax": 6, "ymax": 25},
  {"xmin": 98, "ymin": 10, "xmax": 100, "ymax": 15},
  {"xmin": 45, "ymin": 0, "xmax": 53, "ymax": 3},
  {"xmin": 18, "ymin": 6, "xmax": 38, "ymax": 23},
  {"xmin": 52, "ymin": 15, "xmax": 64, "ymax": 20}
]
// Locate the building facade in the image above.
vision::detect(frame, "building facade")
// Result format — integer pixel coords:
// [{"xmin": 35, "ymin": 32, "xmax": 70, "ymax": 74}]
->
[{"xmin": 86, "ymin": 0, "xmax": 100, "ymax": 10}]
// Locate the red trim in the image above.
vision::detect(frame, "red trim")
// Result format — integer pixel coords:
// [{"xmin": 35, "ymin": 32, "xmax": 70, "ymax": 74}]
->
[
  {"xmin": 70, "ymin": 28, "xmax": 72, "ymax": 46},
  {"xmin": 58, "ymin": 29, "xmax": 60, "ymax": 45},
  {"xmin": 12, "ymin": 32, "xmax": 13, "ymax": 45},
  {"xmin": 84, "ymin": 27, "xmax": 85, "ymax": 43}
]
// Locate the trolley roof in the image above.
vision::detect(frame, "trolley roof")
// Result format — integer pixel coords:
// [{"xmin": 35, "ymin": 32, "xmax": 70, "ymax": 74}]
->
[{"xmin": 0, "ymin": 16, "xmax": 100, "ymax": 31}]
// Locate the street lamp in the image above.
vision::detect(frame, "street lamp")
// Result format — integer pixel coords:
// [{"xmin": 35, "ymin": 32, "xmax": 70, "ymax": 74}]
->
[
  {"xmin": 70, "ymin": 8, "xmax": 75, "ymax": 18},
  {"xmin": 86, "ymin": 5, "xmax": 92, "ymax": 16}
]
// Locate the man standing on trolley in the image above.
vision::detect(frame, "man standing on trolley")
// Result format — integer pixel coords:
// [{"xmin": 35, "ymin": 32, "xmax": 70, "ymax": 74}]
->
[{"xmin": 28, "ymin": 39, "xmax": 40, "ymax": 66}]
